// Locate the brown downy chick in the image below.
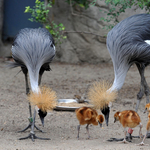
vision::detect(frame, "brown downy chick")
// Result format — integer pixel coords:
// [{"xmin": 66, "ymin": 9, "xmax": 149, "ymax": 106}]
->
[
  {"xmin": 137, "ymin": 103, "xmax": 150, "ymax": 146},
  {"xmin": 75, "ymin": 107, "xmax": 104, "ymax": 139},
  {"xmin": 114, "ymin": 110, "xmax": 143, "ymax": 144}
]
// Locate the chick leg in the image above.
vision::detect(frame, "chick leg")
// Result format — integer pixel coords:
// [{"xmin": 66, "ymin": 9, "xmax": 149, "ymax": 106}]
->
[
  {"xmin": 118, "ymin": 128, "xmax": 129, "ymax": 144},
  {"xmin": 77, "ymin": 125, "xmax": 80, "ymax": 139},
  {"xmin": 139, "ymin": 123, "xmax": 143, "ymax": 139},
  {"xmin": 136, "ymin": 131, "xmax": 149, "ymax": 146},
  {"xmin": 86, "ymin": 124, "xmax": 90, "ymax": 139}
]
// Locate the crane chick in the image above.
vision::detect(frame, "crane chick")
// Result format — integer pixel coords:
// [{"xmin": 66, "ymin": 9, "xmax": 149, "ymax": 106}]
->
[
  {"xmin": 114, "ymin": 110, "xmax": 143, "ymax": 144},
  {"xmin": 75, "ymin": 107, "xmax": 104, "ymax": 139}
]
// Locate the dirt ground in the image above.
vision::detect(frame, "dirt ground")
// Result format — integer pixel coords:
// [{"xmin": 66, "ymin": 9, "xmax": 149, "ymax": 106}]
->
[{"xmin": 1, "ymin": 59, "xmax": 150, "ymax": 150}]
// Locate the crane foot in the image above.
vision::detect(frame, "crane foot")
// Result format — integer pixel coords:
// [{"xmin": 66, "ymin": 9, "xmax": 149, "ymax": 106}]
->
[
  {"xmin": 107, "ymin": 138, "xmax": 124, "ymax": 142},
  {"xmin": 18, "ymin": 131, "xmax": 50, "ymax": 142},
  {"xmin": 17, "ymin": 123, "xmax": 45, "ymax": 133},
  {"xmin": 132, "ymin": 135, "xmax": 144, "ymax": 138},
  {"xmin": 107, "ymin": 136, "xmax": 132, "ymax": 142},
  {"xmin": 146, "ymin": 133, "xmax": 150, "ymax": 138}
]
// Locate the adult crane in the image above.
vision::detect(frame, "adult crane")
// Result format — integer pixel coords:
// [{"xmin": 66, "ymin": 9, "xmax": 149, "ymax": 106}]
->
[
  {"xmin": 101, "ymin": 13, "xmax": 150, "ymax": 139},
  {"xmin": 10, "ymin": 28, "xmax": 55, "ymax": 141}
]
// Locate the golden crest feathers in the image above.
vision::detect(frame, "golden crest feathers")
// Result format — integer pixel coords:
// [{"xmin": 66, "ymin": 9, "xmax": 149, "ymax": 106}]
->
[
  {"xmin": 88, "ymin": 80, "xmax": 117, "ymax": 109},
  {"xmin": 28, "ymin": 86, "xmax": 57, "ymax": 112}
]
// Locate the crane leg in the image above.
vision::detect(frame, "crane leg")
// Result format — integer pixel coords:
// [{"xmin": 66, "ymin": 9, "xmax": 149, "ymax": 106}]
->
[
  {"xmin": 135, "ymin": 63, "xmax": 149, "ymax": 112},
  {"xmin": 127, "ymin": 64, "xmax": 144, "ymax": 141},
  {"xmin": 135, "ymin": 63, "xmax": 150, "ymax": 138},
  {"xmin": 17, "ymin": 69, "xmax": 44, "ymax": 133},
  {"xmin": 19, "ymin": 109, "xmax": 50, "ymax": 141},
  {"xmin": 143, "ymin": 78, "xmax": 150, "ymax": 105}
]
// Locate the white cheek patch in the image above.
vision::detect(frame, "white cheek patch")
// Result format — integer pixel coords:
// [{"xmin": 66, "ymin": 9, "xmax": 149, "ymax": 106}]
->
[
  {"xmin": 145, "ymin": 40, "xmax": 150, "ymax": 45},
  {"xmin": 109, "ymin": 102, "xmax": 112, "ymax": 108},
  {"xmin": 119, "ymin": 113, "xmax": 121, "ymax": 116},
  {"xmin": 35, "ymin": 105, "xmax": 40, "ymax": 113},
  {"xmin": 53, "ymin": 45, "xmax": 56, "ymax": 51}
]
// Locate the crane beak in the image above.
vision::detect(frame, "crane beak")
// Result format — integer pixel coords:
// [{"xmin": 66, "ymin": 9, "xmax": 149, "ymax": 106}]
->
[
  {"xmin": 105, "ymin": 113, "xmax": 109, "ymax": 126},
  {"xmin": 40, "ymin": 116, "xmax": 45, "ymax": 127},
  {"xmin": 101, "ymin": 106, "xmax": 110, "ymax": 126},
  {"xmin": 38, "ymin": 109, "xmax": 47, "ymax": 127}
]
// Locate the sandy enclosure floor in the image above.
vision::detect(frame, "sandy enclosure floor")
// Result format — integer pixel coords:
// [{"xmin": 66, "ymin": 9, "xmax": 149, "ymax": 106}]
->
[{"xmin": 0, "ymin": 60, "xmax": 150, "ymax": 150}]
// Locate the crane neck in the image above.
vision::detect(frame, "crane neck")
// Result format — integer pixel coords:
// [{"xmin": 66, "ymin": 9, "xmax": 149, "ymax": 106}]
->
[
  {"xmin": 109, "ymin": 66, "xmax": 129, "ymax": 92},
  {"xmin": 28, "ymin": 68, "xmax": 40, "ymax": 93}
]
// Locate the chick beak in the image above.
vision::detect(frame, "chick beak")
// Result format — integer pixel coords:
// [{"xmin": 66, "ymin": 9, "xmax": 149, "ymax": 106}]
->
[
  {"xmin": 40, "ymin": 116, "xmax": 45, "ymax": 127},
  {"xmin": 144, "ymin": 108, "xmax": 147, "ymax": 113},
  {"xmin": 98, "ymin": 121, "xmax": 102, "ymax": 128}
]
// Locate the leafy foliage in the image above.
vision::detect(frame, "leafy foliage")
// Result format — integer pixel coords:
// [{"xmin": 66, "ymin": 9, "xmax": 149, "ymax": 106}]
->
[
  {"xmin": 25, "ymin": 0, "xmax": 150, "ymax": 41},
  {"xmin": 25, "ymin": 0, "xmax": 66, "ymax": 44},
  {"xmin": 100, "ymin": 0, "xmax": 150, "ymax": 30},
  {"xmin": 66, "ymin": 0, "xmax": 93, "ymax": 9}
]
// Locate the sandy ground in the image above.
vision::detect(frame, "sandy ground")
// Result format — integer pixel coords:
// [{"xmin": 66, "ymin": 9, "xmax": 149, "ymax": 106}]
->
[{"xmin": 0, "ymin": 59, "xmax": 150, "ymax": 150}]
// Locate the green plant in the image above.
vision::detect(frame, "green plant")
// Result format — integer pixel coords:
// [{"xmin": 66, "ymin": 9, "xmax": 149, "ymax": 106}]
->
[
  {"xmin": 100, "ymin": 0, "xmax": 150, "ymax": 30},
  {"xmin": 66, "ymin": 0, "xmax": 93, "ymax": 9},
  {"xmin": 25, "ymin": 0, "xmax": 66, "ymax": 44}
]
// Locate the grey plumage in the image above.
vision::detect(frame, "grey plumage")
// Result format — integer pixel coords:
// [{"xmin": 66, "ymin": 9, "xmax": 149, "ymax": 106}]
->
[
  {"xmin": 107, "ymin": 14, "xmax": 150, "ymax": 111},
  {"xmin": 11, "ymin": 28, "xmax": 55, "ymax": 93},
  {"xmin": 10, "ymin": 28, "xmax": 55, "ymax": 140}
]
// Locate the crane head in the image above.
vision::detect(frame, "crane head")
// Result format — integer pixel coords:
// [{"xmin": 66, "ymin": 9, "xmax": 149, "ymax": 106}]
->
[{"xmin": 38, "ymin": 109, "xmax": 47, "ymax": 127}]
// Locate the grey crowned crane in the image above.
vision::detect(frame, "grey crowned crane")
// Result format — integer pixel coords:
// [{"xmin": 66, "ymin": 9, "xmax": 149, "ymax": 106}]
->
[
  {"xmin": 10, "ymin": 28, "xmax": 56, "ymax": 141},
  {"xmin": 101, "ymin": 14, "xmax": 150, "ymax": 140}
]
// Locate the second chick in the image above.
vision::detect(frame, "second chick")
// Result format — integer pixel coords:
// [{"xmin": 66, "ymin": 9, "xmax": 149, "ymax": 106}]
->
[
  {"xmin": 114, "ymin": 110, "xmax": 143, "ymax": 143},
  {"xmin": 75, "ymin": 107, "xmax": 104, "ymax": 139}
]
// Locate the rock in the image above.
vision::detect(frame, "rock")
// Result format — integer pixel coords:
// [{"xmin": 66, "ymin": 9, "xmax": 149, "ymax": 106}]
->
[{"xmin": 49, "ymin": 0, "xmax": 147, "ymax": 64}]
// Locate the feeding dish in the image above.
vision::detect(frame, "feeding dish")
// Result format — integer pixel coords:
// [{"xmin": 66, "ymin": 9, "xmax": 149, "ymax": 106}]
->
[{"xmin": 54, "ymin": 99, "xmax": 93, "ymax": 111}]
